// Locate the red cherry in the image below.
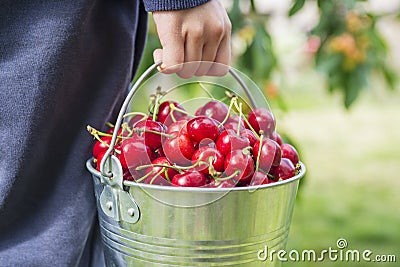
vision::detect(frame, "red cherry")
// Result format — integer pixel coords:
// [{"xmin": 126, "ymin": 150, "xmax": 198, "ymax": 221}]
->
[
  {"xmin": 207, "ymin": 179, "xmax": 237, "ymax": 188},
  {"xmin": 187, "ymin": 116, "xmax": 219, "ymax": 142},
  {"xmin": 93, "ymin": 136, "xmax": 112, "ymax": 158},
  {"xmin": 196, "ymin": 100, "xmax": 229, "ymax": 123},
  {"xmin": 123, "ymin": 170, "xmax": 134, "ymax": 181},
  {"xmin": 118, "ymin": 138, "xmax": 154, "ymax": 170},
  {"xmin": 249, "ymin": 171, "xmax": 272, "ymax": 186},
  {"xmin": 128, "ymin": 114, "xmax": 147, "ymax": 128},
  {"xmin": 106, "ymin": 127, "xmax": 121, "ymax": 136},
  {"xmin": 163, "ymin": 132, "xmax": 195, "ymax": 166},
  {"xmin": 225, "ymin": 116, "xmax": 246, "ymax": 128},
  {"xmin": 157, "ymin": 101, "xmax": 186, "ymax": 126},
  {"xmin": 281, "ymin": 143, "xmax": 299, "ymax": 165},
  {"xmin": 171, "ymin": 171, "xmax": 207, "ymax": 187},
  {"xmin": 216, "ymin": 129, "xmax": 250, "ymax": 156},
  {"xmin": 224, "ymin": 149, "xmax": 255, "ymax": 184},
  {"xmin": 248, "ymin": 108, "xmax": 276, "ymax": 136},
  {"xmin": 133, "ymin": 120, "xmax": 166, "ymax": 150},
  {"xmin": 95, "ymin": 150, "xmax": 107, "ymax": 171},
  {"xmin": 196, "ymin": 138, "xmax": 215, "ymax": 149},
  {"xmin": 223, "ymin": 122, "xmax": 246, "ymax": 132},
  {"xmin": 123, "ymin": 168, "xmax": 143, "ymax": 182},
  {"xmin": 241, "ymin": 129, "xmax": 257, "ymax": 146},
  {"xmin": 270, "ymin": 158, "xmax": 296, "ymax": 180},
  {"xmin": 195, "ymin": 107, "xmax": 203, "ymax": 116},
  {"xmin": 167, "ymin": 120, "xmax": 188, "ymax": 135},
  {"xmin": 177, "ymin": 115, "xmax": 194, "ymax": 121},
  {"xmin": 253, "ymin": 138, "xmax": 281, "ymax": 172},
  {"xmin": 272, "ymin": 131, "xmax": 283, "ymax": 146},
  {"xmin": 191, "ymin": 147, "xmax": 224, "ymax": 175},
  {"xmin": 143, "ymin": 157, "xmax": 177, "ymax": 185}
]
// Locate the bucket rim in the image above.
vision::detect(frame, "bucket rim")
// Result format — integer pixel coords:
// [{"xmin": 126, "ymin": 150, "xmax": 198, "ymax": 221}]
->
[{"xmin": 86, "ymin": 158, "xmax": 305, "ymax": 193}]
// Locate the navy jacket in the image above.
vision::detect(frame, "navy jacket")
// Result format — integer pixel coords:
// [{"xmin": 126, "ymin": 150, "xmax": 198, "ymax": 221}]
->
[{"xmin": 0, "ymin": 0, "xmax": 207, "ymax": 266}]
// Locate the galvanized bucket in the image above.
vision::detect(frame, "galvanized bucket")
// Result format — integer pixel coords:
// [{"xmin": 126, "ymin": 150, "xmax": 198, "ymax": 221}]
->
[{"xmin": 86, "ymin": 62, "xmax": 306, "ymax": 266}]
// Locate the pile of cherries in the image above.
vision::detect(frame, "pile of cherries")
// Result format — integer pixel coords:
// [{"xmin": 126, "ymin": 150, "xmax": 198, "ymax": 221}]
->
[{"xmin": 89, "ymin": 92, "xmax": 300, "ymax": 188}]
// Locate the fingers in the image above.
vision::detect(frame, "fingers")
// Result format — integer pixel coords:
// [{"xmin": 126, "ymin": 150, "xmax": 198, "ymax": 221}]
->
[
  {"xmin": 159, "ymin": 34, "xmax": 185, "ymax": 74},
  {"xmin": 153, "ymin": 48, "xmax": 163, "ymax": 63},
  {"xmin": 177, "ymin": 27, "xmax": 203, "ymax": 78},
  {"xmin": 206, "ymin": 33, "xmax": 231, "ymax": 76},
  {"xmin": 152, "ymin": 0, "xmax": 232, "ymax": 77},
  {"xmin": 194, "ymin": 36, "xmax": 222, "ymax": 77}
]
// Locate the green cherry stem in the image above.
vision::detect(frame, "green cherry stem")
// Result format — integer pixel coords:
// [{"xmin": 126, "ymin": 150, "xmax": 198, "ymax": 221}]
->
[
  {"xmin": 122, "ymin": 111, "xmax": 148, "ymax": 119},
  {"xmin": 255, "ymin": 134, "xmax": 264, "ymax": 172},
  {"xmin": 232, "ymin": 100, "xmax": 260, "ymax": 140},
  {"xmin": 169, "ymin": 104, "xmax": 190, "ymax": 116},
  {"xmin": 134, "ymin": 168, "xmax": 162, "ymax": 183},
  {"xmin": 218, "ymin": 96, "xmax": 237, "ymax": 128},
  {"xmin": 149, "ymin": 167, "xmax": 167, "ymax": 184},
  {"xmin": 135, "ymin": 163, "xmax": 177, "ymax": 171},
  {"xmin": 237, "ymin": 102, "xmax": 243, "ymax": 136},
  {"xmin": 86, "ymin": 125, "xmax": 122, "ymax": 154},
  {"xmin": 197, "ymin": 82, "xmax": 216, "ymax": 99},
  {"xmin": 215, "ymin": 170, "xmax": 240, "ymax": 182},
  {"xmin": 132, "ymin": 127, "xmax": 174, "ymax": 138},
  {"xmin": 152, "ymin": 95, "xmax": 160, "ymax": 121}
]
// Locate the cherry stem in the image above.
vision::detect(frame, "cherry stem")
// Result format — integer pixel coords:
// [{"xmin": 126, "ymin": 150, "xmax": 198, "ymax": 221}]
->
[
  {"xmin": 164, "ymin": 168, "xmax": 171, "ymax": 182},
  {"xmin": 134, "ymin": 167, "xmax": 162, "ymax": 183},
  {"xmin": 121, "ymin": 122, "xmax": 133, "ymax": 137},
  {"xmin": 132, "ymin": 127, "xmax": 174, "ymax": 138},
  {"xmin": 122, "ymin": 112, "xmax": 148, "ymax": 119},
  {"xmin": 169, "ymin": 104, "xmax": 177, "ymax": 123},
  {"xmin": 237, "ymin": 102, "xmax": 243, "ymax": 136},
  {"xmin": 149, "ymin": 167, "xmax": 167, "ymax": 184},
  {"xmin": 207, "ymin": 157, "xmax": 217, "ymax": 176},
  {"xmin": 232, "ymin": 101, "xmax": 260, "ymax": 140},
  {"xmin": 242, "ymin": 146, "xmax": 252, "ymax": 155},
  {"xmin": 255, "ymin": 135, "xmax": 264, "ymax": 172},
  {"xmin": 169, "ymin": 103, "xmax": 190, "ymax": 123},
  {"xmin": 218, "ymin": 96, "xmax": 237, "ymax": 128},
  {"xmin": 135, "ymin": 163, "xmax": 177, "ymax": 171},
  {"xmin": 86, "ymin": 125, "xmax": 122, "ymax": 154},
  {"xmin": 151, "ymin": 86, "xmax": 162, "ymax": 121},
  {"xmin": 218, "ymin": 96, "xmax": 229, "ymax": 103},
  {"xmin": 224, "ymin": 91, "xmax": 236, "ymax": 98},
  {"xmin": 197, "ymin": 82, "xmax": 216, "ymax": 99},
  {"xmin": 215, "ymin": 170, "xmax": 240, "ymax": 182},
  {"xmin": 152, "ymin": 95, "xmax": 160, "ymax": 122},
  {"xmin": 169, "ymin": 104, "xmax": 190, "ymax": 116},
  {"xmin": 106, "ymin": 122, "xmax": 114, "ymax": 128},
  {"xmin": 135, "ymin": 158, "xmax": 204, "ymax": 173},
  {"xmin": 267, "ymin": 173, "xmax": 276, "ymax": 180}
]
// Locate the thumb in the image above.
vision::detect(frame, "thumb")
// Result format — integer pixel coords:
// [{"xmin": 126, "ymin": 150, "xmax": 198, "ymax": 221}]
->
[{"xmin": 153, "ymin": 48, "xmax": 163, "ymax": 64}]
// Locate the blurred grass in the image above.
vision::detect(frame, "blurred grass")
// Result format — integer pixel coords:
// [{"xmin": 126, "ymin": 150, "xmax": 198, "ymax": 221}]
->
[{"xmin": 278, "ymin": 85, "xmax": 400, "ymax": 266}]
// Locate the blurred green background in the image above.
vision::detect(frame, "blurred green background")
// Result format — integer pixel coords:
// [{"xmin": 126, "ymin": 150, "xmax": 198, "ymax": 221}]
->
[{"xmin": 136, "ymin": 0, "xmax": 400, "ymax": 265}]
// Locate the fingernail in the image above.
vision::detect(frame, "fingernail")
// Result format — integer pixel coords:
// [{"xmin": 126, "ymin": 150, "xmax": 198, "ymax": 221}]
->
[{"xmin": 157, "ymin": 63, "xmax": 166, "ymax": 72}]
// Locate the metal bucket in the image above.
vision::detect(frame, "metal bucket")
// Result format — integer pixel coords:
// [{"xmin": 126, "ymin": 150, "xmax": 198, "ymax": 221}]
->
[
  {"xmin": 87, "ymin": 160, "xmax": 304, "ymax": 266},
  {"xmin": 86, "ymin": 62, "xmax": 306, "ymax": 266}
]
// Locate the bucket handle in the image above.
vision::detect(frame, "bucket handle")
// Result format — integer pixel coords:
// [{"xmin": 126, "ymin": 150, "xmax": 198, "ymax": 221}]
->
[{"xmin": 99, "ymin": 61, "xmax": 257, "ymax": 180}]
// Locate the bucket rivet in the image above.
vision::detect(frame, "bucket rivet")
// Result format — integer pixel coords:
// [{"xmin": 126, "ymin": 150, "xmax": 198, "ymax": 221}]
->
[
  {"xmin": 106, "ymin": 201, "xmax": 113, "ymax": 211},
  {"xmin": 127, "ymin": 208, "xmax": 135, "ymax": 217}
]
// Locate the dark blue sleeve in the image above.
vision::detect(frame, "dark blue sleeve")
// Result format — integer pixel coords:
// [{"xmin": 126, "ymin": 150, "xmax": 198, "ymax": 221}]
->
[{"xmin": 143, "ymin": 0, "xmax": 210, "ymax": 12}]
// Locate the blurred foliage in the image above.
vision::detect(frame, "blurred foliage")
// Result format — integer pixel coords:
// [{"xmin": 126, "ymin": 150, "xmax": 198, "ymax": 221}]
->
[
  {"xmin": 290, "ymin": 0, "xmax": 398, "ymax": 108},
  {"xmin": 136, "ymin": 0, "xmax": 398, "ymax": 109}
]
